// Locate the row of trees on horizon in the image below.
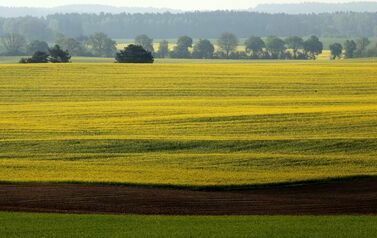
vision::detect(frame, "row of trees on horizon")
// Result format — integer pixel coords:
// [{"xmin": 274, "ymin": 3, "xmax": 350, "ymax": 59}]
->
[
  {"xmin": 3, "ymin": 32, "xmax": 377, "ymax": 61},
  {"xmin": 142, "ymin": 34, "xmax": 325, "ymax": 60},
  {"xmin": 329, "ymin": 38, "xmax": 376, "ymax": 59}
]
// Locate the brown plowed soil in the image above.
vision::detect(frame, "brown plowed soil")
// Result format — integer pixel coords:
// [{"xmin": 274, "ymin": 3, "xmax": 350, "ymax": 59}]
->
[{"xmin": 0, "ymin": 178, "xmax": 376, "ymax": 215}]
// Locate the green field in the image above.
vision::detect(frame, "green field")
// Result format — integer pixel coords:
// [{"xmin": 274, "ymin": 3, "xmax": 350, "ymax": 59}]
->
[
  {"xmin": 0, "ymin": 212, "xmax": 376, "ymax": 238},
  {"xmin": 0, "ymin": 61, "xmax": 377, "ymax": 187}
]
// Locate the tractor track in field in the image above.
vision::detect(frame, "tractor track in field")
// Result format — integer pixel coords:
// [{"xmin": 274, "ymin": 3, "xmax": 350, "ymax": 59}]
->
[{"xmin": 0, "ymin": 177, "xmax": 376, "ymax": 215}]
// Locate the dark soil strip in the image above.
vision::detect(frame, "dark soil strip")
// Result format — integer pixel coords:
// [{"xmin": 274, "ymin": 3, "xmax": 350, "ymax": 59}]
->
[{"xmin": 0, "ymin": 177, "xmax": 376, "ymax": 215}]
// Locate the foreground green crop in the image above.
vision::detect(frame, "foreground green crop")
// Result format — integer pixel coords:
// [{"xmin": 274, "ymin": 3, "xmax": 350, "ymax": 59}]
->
[
  {"xmin": 0, "ymin": 61, "xmax": 376, "ymax": 186},
  {"xmin": 1, "ymin": 212, "xmax": 376, "ymax": 238}
]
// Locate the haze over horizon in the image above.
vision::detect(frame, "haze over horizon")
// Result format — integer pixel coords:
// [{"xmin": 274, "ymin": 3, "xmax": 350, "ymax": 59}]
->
[{"xmin": 1, "ymin": 0, "xmax": 377, "ymax": 10}]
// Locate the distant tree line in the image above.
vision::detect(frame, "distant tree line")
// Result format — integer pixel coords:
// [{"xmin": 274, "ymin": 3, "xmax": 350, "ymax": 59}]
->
[
  {"xmin": 0, "ymin": 11, "xmax": 377, "ymax": 42},
  {"xmin": 9, "ymin": 31, "xmax": 377, "ymax": 63},
  {"xmin": 6, "ymin": 32, "xmax": 325, "ymax": 60}
]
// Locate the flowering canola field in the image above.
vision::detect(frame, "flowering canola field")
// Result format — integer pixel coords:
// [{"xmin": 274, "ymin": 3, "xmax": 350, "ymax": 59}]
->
[{"xmin": 0, "ymin": 62, "xmax": 376, "ymax": 187}]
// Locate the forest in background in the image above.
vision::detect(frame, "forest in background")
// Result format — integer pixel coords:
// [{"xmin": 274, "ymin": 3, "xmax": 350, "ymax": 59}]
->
[{"xmin": 0, "ymin": 11, "xmax": 377, "ymax": 41}]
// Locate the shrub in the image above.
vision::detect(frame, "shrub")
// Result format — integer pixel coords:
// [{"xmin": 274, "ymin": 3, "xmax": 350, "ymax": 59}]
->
[
  {"xmin": 19, "ymin": 51, "xmax": 49, "ymax": 64},
  {"xmin": 49, "ymin": 45, "xmax": 71, "ymax": 63},
  {"xmin": 19, "ymin": 58, "xmax": 31, "ymax": 64},
  {"xmin": 116, "ymin": 44, "xmax": 154, "ymax": 63}
]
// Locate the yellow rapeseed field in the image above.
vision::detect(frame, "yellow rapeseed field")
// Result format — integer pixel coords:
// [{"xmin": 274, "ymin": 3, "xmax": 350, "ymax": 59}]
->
[{"xmin": 0, "ymin": 61, "xmax": 376, "ymax": 186}]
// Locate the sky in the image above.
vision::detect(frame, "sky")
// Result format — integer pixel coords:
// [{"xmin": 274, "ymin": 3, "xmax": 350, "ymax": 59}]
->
[{"xmin": 0, "ymin": 0, "xmax": 376, "ymax": 10}]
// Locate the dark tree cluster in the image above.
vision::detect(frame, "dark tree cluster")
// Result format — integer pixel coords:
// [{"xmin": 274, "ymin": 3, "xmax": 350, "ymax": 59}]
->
[
  {"xmin": 19, "ymin": 51, "xmax": 49, "ymax": 63},
  {"xmin": 116, "ymin": 44, "xmax": 154, "ymax": 63},
  {"xmin": 20, "ymin": 45, "xmax": 71, "ymax": 63}
]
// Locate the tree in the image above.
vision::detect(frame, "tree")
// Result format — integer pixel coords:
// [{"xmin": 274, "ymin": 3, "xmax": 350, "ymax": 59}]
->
[
  {"xmin": 0, "ymin": 33, "xmax": 26, "ymax": 55},
  {"xmin": 157, "ymin": 40, "xmax": 169, "ymax": 58},
  {"xmin": 115, "ymin": 44, "xmax": 154, "ymax": 63},
  {"xmin": 4, "ymin": 17, "xmax": 51, "ymax": 42},
  {"xmin": 48, "ymin": 45, "xmax": 71, "ymax": 63},
  {"xmin": 245, "ymin": 36, "xmax": 265, "ymax": 58},
  {"xmin": 135, "ymin": 34, "xmax": 154, "ymax": 53},
  {"xmin": 217, "ymin": 33, "xmax": 238, "ymax": 58},
  {"xmin": 366, "ymin": 43, "xmax": 377, "ymax": 57},
  {"xmin": 56, "ymin": 35, "xmax": 87, "ymax": 56},
  {"xmin": 170, "ymin": 36, "xmax": 193, "ymax": 58},
  {"xmin": 20, "ymin": 51, "xmax": 49, "ymax": 64},
  {"xmin": 329, "ymin": 43, "xmax": 343, "ymax": 59},
  {"xmin": 192, "ymin": 39, "xmax": 215, "ymax": 59},
  {"xmin": 285, "ymin": 36, "xmax": 304, "ymax": 59},
  {"xmin": 26, "ymin": 40, "xmax": 49, "ymax": 55},
  {"xmin": 343, "ymin": 40, "xmax": 357, "ymax": 58},
  {"xmin": 265, "ymin": 36, "xmax": 286, "ymax": 59},
  {"xmin": 19, "ymin": 58, "xmax": 30, "ymax": 64},
  {"xmin": 177, "ymin": 36, "xmax": 193, "ymax": 49},
  {"xmin": 86, "ymin": 33, "xmax": 116, "ymax": 57},
  {"xmin": 76, "ymin": 35, "xmax": 89, "ymax": 43},
  {"xmin": 355, "ymin": 37, "xmax": 370, "ymax": 57},
  {"xmin": 356, "ymin": 38, "xmax": 370, "ymax": 51},
  {"xmin": 31, "ymin": 51, "xmax": 49, "ymax": 63},
  {"xmin": 303, "ymin": 35, "xmax": 323, "ymax": 59}
]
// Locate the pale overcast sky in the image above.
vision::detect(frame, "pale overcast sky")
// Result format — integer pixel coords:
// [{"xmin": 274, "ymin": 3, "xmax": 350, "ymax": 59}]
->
[{"xmin": 0, "ymin": 0, "xmax": 376, "ymax": 10}]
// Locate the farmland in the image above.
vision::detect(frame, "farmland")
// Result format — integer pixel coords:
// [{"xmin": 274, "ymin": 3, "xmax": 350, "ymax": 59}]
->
[
  {"xmin": 1, "ymin": 212, "xmax": 377, "ymax": 238},
  {"xmin": 0, "ymin": 61, "xmax": 376, "ymax": 187}
]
